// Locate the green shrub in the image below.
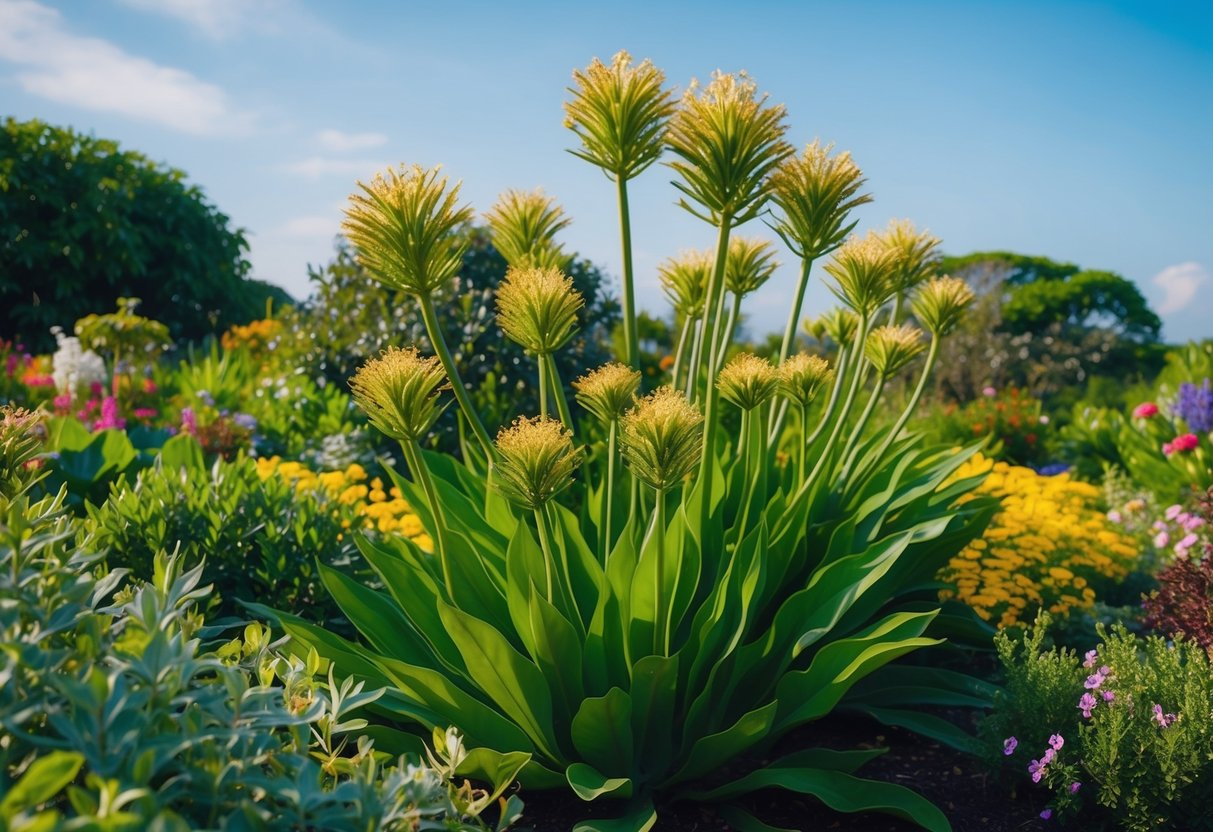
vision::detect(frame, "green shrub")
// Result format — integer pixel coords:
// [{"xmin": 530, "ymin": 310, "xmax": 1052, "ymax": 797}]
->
[
  {"xmin": 982, "ymin": 614, "xmax": 1213, "ymax": 830},
  {"xmin": 84, "ymin": 437, "xmax": 361, "ymax": 626},
  {"xmin": 0, "ymin": 118, "xmax": 289, "ymax": 352}
]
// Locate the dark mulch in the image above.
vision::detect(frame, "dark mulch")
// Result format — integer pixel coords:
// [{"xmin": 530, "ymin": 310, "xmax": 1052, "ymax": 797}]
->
[{"xmin": 513, "ymin": 712, "xmax": 1044, "ymax": 831}]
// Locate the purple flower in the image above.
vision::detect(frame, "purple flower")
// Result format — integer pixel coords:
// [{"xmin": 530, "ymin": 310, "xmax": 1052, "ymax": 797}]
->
[
  {"xmin": 197, "ymin": 389, "xmax": 215, "ymax": 407},
  {"xmin": 1101, "ymin": 689, "xmax": 1116, "ymax": 703},
  {"xmin": 1041, "ymin": 747, "xmax": 1056, "ymax": 766},
  {"xmin": 1070, "ymin": 782, "xmax": 1082, "ymax": 794},
  {"xmin": 1003, "ymin": 736, "xmax": 1018, "ymax": 756},
  {"xmin": 181, "ymin": 407, "xmax": 198, "ymax": 437},
  {"xmin": 232, "ymin": 412, "xmax": 258, "ymax": 430},
  {"xmin": 1048, "ymin": 734, "xmax": 1064, "ymax": 751},
  {"xmin": 1028, "ymin": 758, "xmax": 1047, "ymax": 783},
  {"xmin": 1107, "ymin": 509, "xmax": 1123, "ymax": 523},
  {"xmin": 1040, "ymin": 809, "xmax": 1053, "ymax": 820},
  {"xmin": 1084, "ymin": 671, "xmax": 1106, "ymax": 690},
  {"xmin": 1082, "ymin": 650, "xmax": 1098, "ymax": 668},
  {"xmin": 1175, "ymin": 379, "xmax": 1213, "ymax": 433},
  {"xmin": 1152, "ymin": 704, "xmax": 1177, "ymax": 728},
  {"xmin": 1079, "ymin": 692, "xmax": 1097, "ymax": 718}
]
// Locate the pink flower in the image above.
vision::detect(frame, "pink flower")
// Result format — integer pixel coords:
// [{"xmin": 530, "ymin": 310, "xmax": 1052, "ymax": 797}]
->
[
  {"xmin": 1003, "ymin": 736, "xmax": 1018, "ymax": 756},
  {"xmin": 1166, "ymin": 504, "xmax": 1183, "ymax": 521},
  {"xmin": 1101, "ymin": 689, "xmax": 1116, "ymax": 703},
  {"xmin": 91, "ymin": 396, "xmax": 126, "ymax": 432},
  {"xmin": 1028, "ymin": 757, "xmax": 1048, "ymax": 783},
  {"xmin": 1083, "ymin": 649, "xmax": 1098, "ymax": 668},
  {"xmin": 1163, "ymin": 433, "xmax": 1199, "ymax": 456},
  {"xmin": 89, "ymin": 381, "xmax": 104, "ymax": 396},
  {"xmin": 982, "ymin": 386, "xmax": 997, "ymax": 397},
  {"xmin": 1107, "ymin": 510, "xmax": 1123, "ymax": 523},
  {"xmin": 1152, "ymin": 704, "xmax": 1176, "ymax": 728},
  {"xmin": 1183, "ymin": 514, "xmax": 1205, "ymax": 531},
  {"xmin": 1078, "ymin": 692, "xmax": 1097, "ymax": 718},
  {"xmin": 1084, "ymin": 670, "xmax": 1106, "ymax": 690},
  {"xmin": 180, "ymin": 407, "xmax": 198, "ymax": 436},
  {"xmin": 143, "ymin": 377, "xmax": 158, "ymax": 394},
  {"xmin": 132, "ymin": 407, "xmax": 158, "ymax": 420},
  {"xmin": 1069, "ymin": 782, "xmax": 1082, "ymax": 794},
  {"xmin": 1133, "ymin": 402, "xmax": 1159, "ymax": 418},
  {"xmin": 1154, "ymin": 531, "xmax": 1170, "ymax": 548},
  {"xmin": 53, "ymin": 393, "xmax": 72, "ymax": 410},
  {"xmin": 1048, "ymin": 734, "xmax": 1064, "ymax": 751}
]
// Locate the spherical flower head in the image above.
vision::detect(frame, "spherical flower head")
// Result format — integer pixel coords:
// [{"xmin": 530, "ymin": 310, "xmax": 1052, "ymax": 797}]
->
[
  {"xmin": 573, "ymin": 362, "xmax": 641, "ymax": 423},
  {"xmin": 823, "ymin": 234, "xmax": 897, "ymax": 314},
  {"xmin": 768, "ymin": 140, "xmax": 872, "ymax": 260},
  {"xmin": 777, "ymin": 353, "xmax": 834, "ymax": 407},
  {"xmin": 564, "ymin": 50, "xmax": 676, "ymax": 180},
  {"xmin": 484, "ymin": 188, "xmax": 572, "ymax": 270},
  {"xmin": 495, "ymin": 266, "xmax": 585, "ymax": 354},
  {"xmin": 911, "ymin": 276, "xmax": 975, "ymax": 337},
  {"xmin": 864, "ymin": 324, "xmax": 927, "ymax": 378},
  {"xmin": 342, "ymin": 164, "xmax": 474, "ymax": 296},
  {"xmin": 620, "ymin": 386, "xmax": 704, "ymax": 491},
  {"xmin": 717, "ymin": 353, "xmax": 778, "ymax": 411},
  {"xmin": 658, "ymin": 249, "xmax": 713, "ymax": 318},
  {"xmin": 493, "ymin": 416, "xmax": 582, "ymax": 510},
  {"xmin": 724, "ymin": 236, "xmax": 779, "ymax": 296},
  {"xmin": 666, "ymin": 71, "xmax": 793, "ymax": 225},
  {"xmin": 810, "ymin": 307, "xmax": 860, "ymax": 347},
  {"xmin": 1162, "ymin": 433, "xmax": 1199, "ymax": 456},
  {"xmin": 349, "ymin": 347, "xmax": 449, "ymax": 442},
  {"xmin": 875, "ymin": 219, "xmax": 941, "ymax": 293}
]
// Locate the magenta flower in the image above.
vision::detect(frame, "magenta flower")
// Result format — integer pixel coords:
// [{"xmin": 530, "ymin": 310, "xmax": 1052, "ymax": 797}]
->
[
  {"xmin": 1101, "ymin": 689, "xmax": 1116, "ymax": 703},
  {"xmin": 1070, "ymin": 782, "xmax": 1082, "ymax": 794},
  {"xmin": 132, "ymin": 407, "xmax": 158, "ymax": 420},
  {"xmin": 1079, "ymin": 692, "xmax": 1097, "ymax": 718},
  {"xmin": 1163, "ymin": 433, "xmax": 1199, "ymax": 456},
  {"xmin": 91, "ymin": 396, "xmax": 126, "ymax": 432},
  {"xmin": 1028, "ymin": 758, "xmax": 1047, "ymax": 783},
  {"xmin": 53, "ymin": 392, "xmax": 72, "ymax": 410},
  {"xmin": 1132, "ymin": 402, "xmax": 1159, "ymax": 418},
  {"xmin": 982, "ymin": 386, "xmax": 997, "ymax": 397},
  {"xmin": 1154, "ymin": 530, "xmax": 1170, "ymax": 548},
  {"xmin": 1165, "ymin": 504, "xmax": 1183, "ymax": 521},
  {"xmin": 1003, "ymin": 736, "xmax": 1018, "ymax": 756},
  {"xmin": 1084, "ymin": 671, "xmax": 1106, "ymax": 690},
  {"xmin": 1082, "ymin": 649, "xmax": 1098, "ymax": 668},
  {"xmin": 1048, "ymin": 734, "xmax": 1064, "ymax": 751},
  {"xmin": 181, "ymin": 407, "xmax": 198, "ymax": 437},
  {"xmin": 1152, "ymin": 704, "xmax": 1177, "ymax": 728},
  {"xmin": 1040, "ymin": 809, "xmax": 1053, "ymax": 820}
]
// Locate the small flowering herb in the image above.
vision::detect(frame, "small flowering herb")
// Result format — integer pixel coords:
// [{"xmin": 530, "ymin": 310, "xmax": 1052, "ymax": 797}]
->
[
  {"xmin": 1082, "ymin": 649, "xmax": 1098, "ymax": 668},
  {"xmin": 1048, "ymin": 734, "xmax": 1064, "ymax": 751},
  {"xmin": 1003, "ymin": 736, "xmax": 1018, "ymax": 756},
  {"xmin": 1078, "ymin": 692, "xmax": 1097, "ymax": 719}
]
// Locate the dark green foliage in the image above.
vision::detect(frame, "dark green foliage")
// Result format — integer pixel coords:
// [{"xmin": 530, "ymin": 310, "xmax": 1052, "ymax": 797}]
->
[
  {"xmin": 84, "ymin": 439, "xmax": 362, "ymax": 627},
  {"xmin": 282, "ymin": 230, "xmax": 620, "ymax": 445},
  {"xmin": 0, "ymin": 118, "xmax": 290, "ymax": 351},
  {"xmin": 1002, "ymin": 270, "xmax": 1161, "ymax": 341}
]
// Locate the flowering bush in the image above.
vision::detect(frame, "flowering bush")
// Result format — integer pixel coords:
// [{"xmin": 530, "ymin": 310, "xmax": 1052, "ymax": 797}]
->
[
  {"xmin": 1142, "ymin": 488, "xmax": 1213, "ymax": 651},
  {"xmin": 983, "ymin": 614, "xmax": 1213, "ymax": 831},
  {"xmin": 931, "ymin": 386, "xmax": 1053, "ymax": 466},
  {"xmin": 938, "ymin": 454, "xmax": 1139, "ymax": 627},
  {"xmin": 1174, "ymin": 379, "xmax": 1213, "ymax": 434}
]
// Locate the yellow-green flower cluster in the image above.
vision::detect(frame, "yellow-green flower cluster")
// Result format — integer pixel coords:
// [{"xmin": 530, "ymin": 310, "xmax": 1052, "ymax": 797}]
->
[
  {"xmin": 938, "ymin": 454, "xmax": 1139, "ymax": 627},
  {"xmin": 255, "ymin": 457, "xmax": 432, "ymax": 550}
]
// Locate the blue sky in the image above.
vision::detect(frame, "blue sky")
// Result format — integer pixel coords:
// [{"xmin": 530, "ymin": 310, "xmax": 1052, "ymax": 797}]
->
[{"xmin": 3, "ymin": 0, "xmax": 1211, "ymax": 341}]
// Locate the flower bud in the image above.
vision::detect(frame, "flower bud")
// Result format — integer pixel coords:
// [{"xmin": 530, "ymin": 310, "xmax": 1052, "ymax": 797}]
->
[
  {"xmin": 777, "ymin": 354, "xmax": 834, "ymax": 407},
  {"xmin": 823, "ymin": 234, "xmax": 897, "ymax": 314},
  {"xmin": 911, "ymin": 276, "xmax": 975, "ymax": 337},
  {"xmin": 724, "ymin": 237, "xmax": 778, "ymax": 296},
  {"xmin": 864, "ymin": 324, "xmax": 927, "ymax": 377},
  {"xmin": 717, "ymin": 353, "xmax": 778, "ymax": 411},
  {"xmin": 496, "ymin": 266, "xmax": 585, "ymax": 354},
  {"xmin": 484, "ymin": 188, "xmax": 571, "ymax": 270},
  {"xmin": 573, "ymin": 362, "xmax": 642, "ymax": 423},
  {"xmin": 876, "ymin": 219, "xmax": 941, "ymax": 293},
  {"xmin": 620, "ymin": 387, "xmax": 703, "ymax": 490},
  {"xmin": 768, "ymin": 140, "xmax": 872, "ymax": 260},
  {"xmin": 494, "ymin": 416, "xmax": 582, "ymax": 509},
  {"xmin": 349, "ymin": 347, "xmax": 449, "ymax": 442},
  {"xmin": 658, "ymin": 250, "xmax": 713, "ymax": 318}
]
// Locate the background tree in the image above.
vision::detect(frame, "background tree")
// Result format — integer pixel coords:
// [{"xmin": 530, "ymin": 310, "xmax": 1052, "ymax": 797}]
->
[
  {"xmin": 932, "ymin": 251, "xmax": 1165, "ymax": 403},
  {"xmin": 0, "ymin": 118, "xmax": 288, "ymax": 351}
]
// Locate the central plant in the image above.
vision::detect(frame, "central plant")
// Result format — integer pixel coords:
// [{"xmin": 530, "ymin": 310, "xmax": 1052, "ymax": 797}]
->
[{"xmin": 269, "ymin": 51, "xmax": 994, "ymax": 831}]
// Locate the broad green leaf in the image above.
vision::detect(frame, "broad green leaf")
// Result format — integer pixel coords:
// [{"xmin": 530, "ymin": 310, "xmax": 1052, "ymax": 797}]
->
[
  {"xmin": 456, "ymin": 748, "xmax": 531, "ymax": 805},
  {"xmin": 0, "ymin": 751, "xmax": 84, "ymax": 816},
  {"xmin": 629, "ymin": 653, "xmax": 679, "ymax": 782},
  {"xmin": 571, "ymin": 687, "xmax": 634, "ymax": 777},
  {"xmin": 666, "ymin": 700, "xmax": 776, "ymax": 786},
  {"xmin": 571, "ymin": 800, "xmax": 657, "ymax": 832},
  {"xmin": 566, "ymin": 763, "xmax": 633, "ymax": 801}
]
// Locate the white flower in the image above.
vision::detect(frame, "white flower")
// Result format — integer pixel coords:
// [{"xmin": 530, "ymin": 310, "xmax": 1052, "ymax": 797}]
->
[{"xmin": 50, "ymin": 326, "xmax": 107, "ymax": 395}]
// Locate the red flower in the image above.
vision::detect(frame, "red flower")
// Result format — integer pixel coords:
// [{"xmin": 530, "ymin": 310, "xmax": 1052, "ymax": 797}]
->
[
  {"xmin": 1133, "ymin": 402, "xmax": 1159, "ymax": 419},
  {"xmin": 1163, "ymin": 433, "xmax": 1199, "ymax": 456}
]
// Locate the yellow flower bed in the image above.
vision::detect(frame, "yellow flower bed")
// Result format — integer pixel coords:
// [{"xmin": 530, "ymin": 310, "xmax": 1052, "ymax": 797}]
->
[
  {"xmin": 938, "ymin": 454, "xmax": 1140, "ymax": 627},
  {"xmin": 255, "ymin": 457, "xmax": 433, "ymax": 551}
]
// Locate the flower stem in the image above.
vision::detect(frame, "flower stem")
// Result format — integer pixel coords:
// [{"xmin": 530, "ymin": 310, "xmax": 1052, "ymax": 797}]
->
[
  {"xmin": 544, "ymin": 353, "xmax": 573, "ymax": 430},
  {"xmin": 533, "ymin": 506, "xmax": 555, "ymax": 602},
  {"xmin": 869, "ymin": 335, "xmax": 940, "ymax": 467},
  {"xmin": 671, "ymin": 315, "xmax": 692, "ymax": 389},
  {"xmin": 803, "ymin": 313, "xmax": 871, "ymax": 489},
  {"xmin": 616, "ymin": 176, "xmax": 639, "ymax": 369},
  {"xmin": 538, "ymin": 354, "xmax": 548, "ymax": 419},
  {"xmin": 714, "ymin": 292, "xmax": 742, "ymax": 370},
  {"xmin": 602, "ymin": 419, "xmax": 618, "ymax": 560},
  {"xmin": 402, "ymin": 440, "xmax": 454, "ymax": 598},
  {"xmin": 653, "ymin": 485, "xmax": 668, "ymax": 655},
  {"xmin": 769, "ymin": 257, "xmax": 815, "ymax": 437},
  {"xmin": 419, "ymin": 293, "xmax": 493, "ymax": 458},
  {"xmin": 695, "ymin": 221, "xmax": 734, "ymax": 529}
]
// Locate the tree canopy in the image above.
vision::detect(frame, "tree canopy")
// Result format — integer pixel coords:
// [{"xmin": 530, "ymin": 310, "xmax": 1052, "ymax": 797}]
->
[{"xmin": 0, "ymin": 118, "xmax": 290, "ymax": 351}]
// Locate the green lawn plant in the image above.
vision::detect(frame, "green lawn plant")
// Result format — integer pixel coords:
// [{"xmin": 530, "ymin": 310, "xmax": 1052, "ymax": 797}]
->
[{"xmin": 269, "ymin": 52, "xmax": 996, "ymax": 831}]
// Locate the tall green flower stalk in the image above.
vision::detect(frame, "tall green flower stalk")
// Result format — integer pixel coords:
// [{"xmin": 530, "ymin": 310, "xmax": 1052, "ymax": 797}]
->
[
  {"xmin": 574, "ymin": 362, "xmax": 641, "ymax": 557},
  {"xmin": 839, "ymin": 324, "xmax": 928, "ymax": 476},
  {"xmin": 875, "ymin": 219, "xmax": 942, "ymax": 324},
  {"xmin": 766, "ymin": 142, "xmax": 871, "ymax": 436},
  {"xmin": 620, "ymin": 387, "xmax": 703, "ymax": 655},
  {"xmin": 565, "ymin": 51, "xmax": 676, "ymax": 369},
  {"xmin": 495, "ymin": 266, "xmax": 584, "ymax": 427},
  {"xmin": 716, "ymin": 237, "xmax": 778, "ymax": 367},
  {"xmin": 665, "ymin": 70, "xmax": 791, "ymax": 524},
  {"xmin": 342, "ymin": 165, "xmax": 493, "ymax": 457},
  {"xmin": 348, "ymin": 346, "xmax": 454, "ymax": 594},
  {"xmin": 776, "ymin": 353, "xmax": 834, "ymax": 483},
  {"xmin": 717, "ymin": 353, "xmax": 778, "ymax": 542}
]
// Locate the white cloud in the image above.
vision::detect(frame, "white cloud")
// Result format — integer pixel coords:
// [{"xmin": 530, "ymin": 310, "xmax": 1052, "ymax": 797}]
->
[
  {"xmin": 1152, "ymin": 262, "xmax": 1209, "ymax": 316},
  {"xmin": 285, "ymin": 157, "xmax": 387, "ymax": 179},
  {"xmin": 276, "ymin": 215, "xmax": 339, "ymax": 239},
  {"xmin": 0, "ymin": 0, "xmax": 249, "ymax": 135},
  {"xmin": 116, "ymin": 0, "xmax": 285, "ymax": 40},
  {"xmin": 317, "ymin": 129, "xmax": 388, "ymax": 152}
]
